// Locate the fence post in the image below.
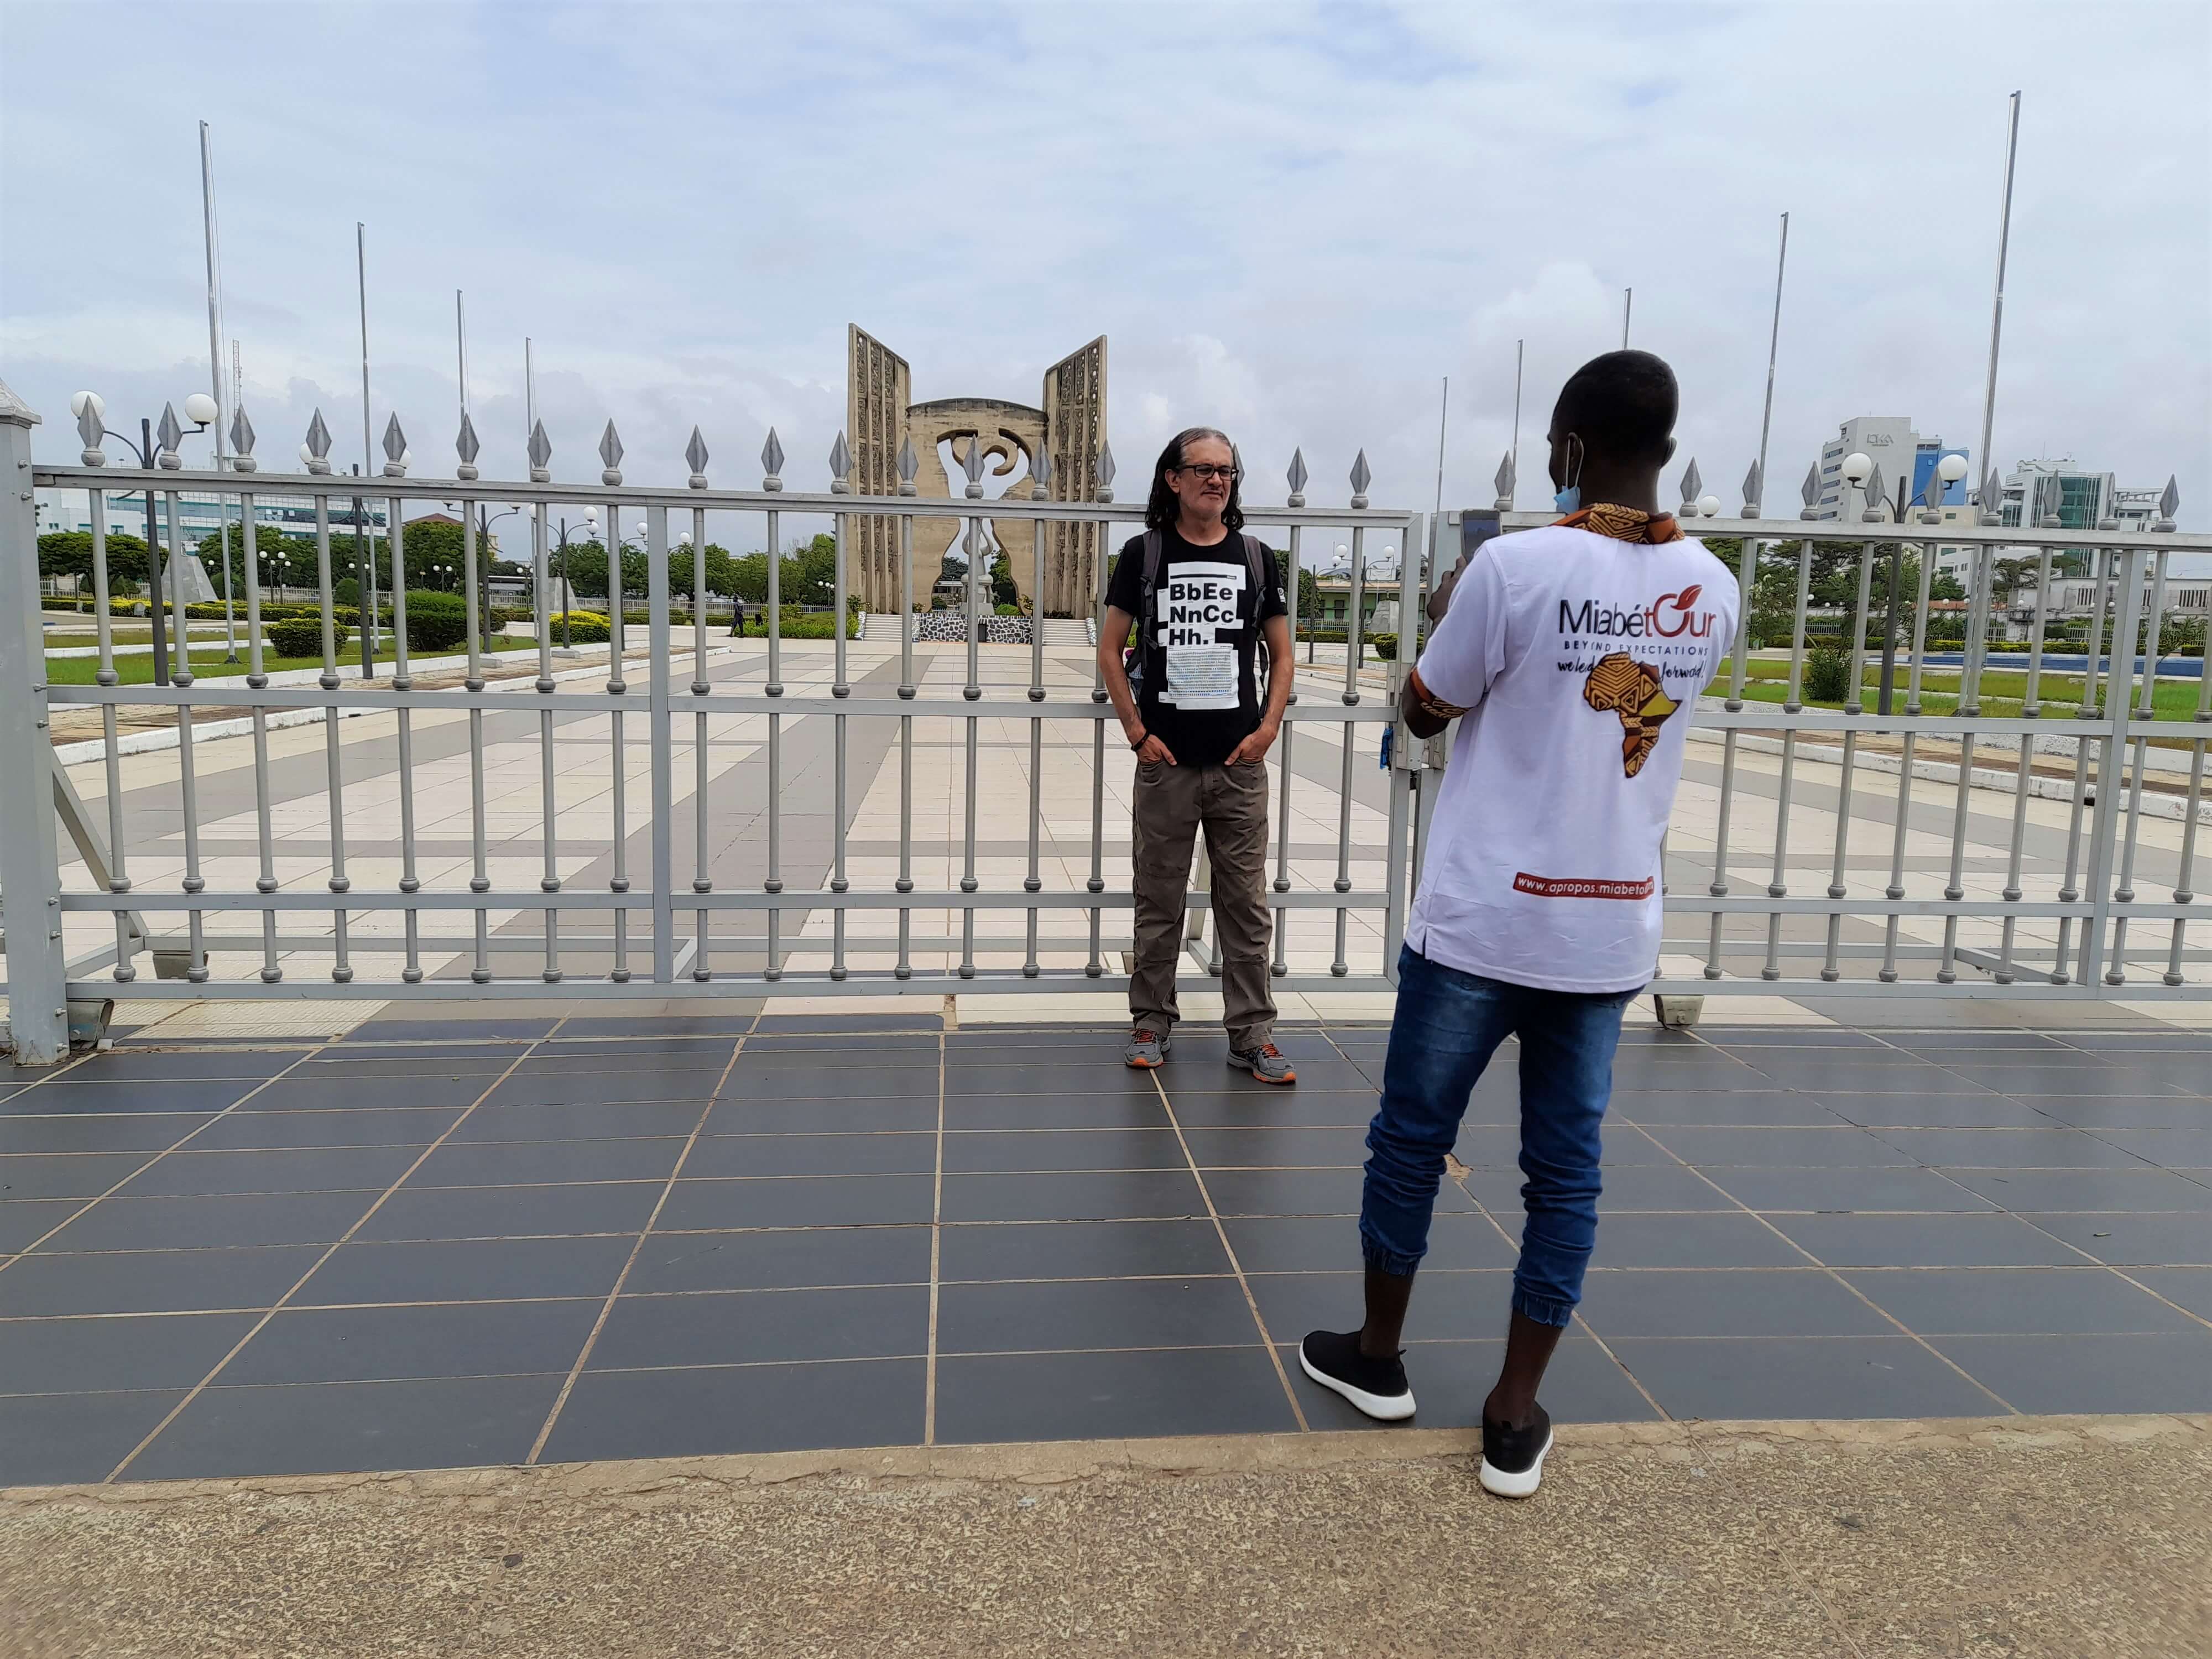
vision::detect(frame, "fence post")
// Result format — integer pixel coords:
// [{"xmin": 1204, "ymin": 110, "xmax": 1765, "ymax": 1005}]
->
[
  {"xmin": 2080, "ymin": 547, "xmax": 2144, "ymax": 989},
  {"xmin": 648, "ymin": 505, "xmax": 675, "ymax": 983},
  {"xmin": 0, "ymin": 382, "xmax": 68, "ymax": 1064}
]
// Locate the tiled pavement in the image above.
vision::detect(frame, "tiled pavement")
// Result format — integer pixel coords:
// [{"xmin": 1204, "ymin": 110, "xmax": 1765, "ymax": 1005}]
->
[{"xmin": 2, "ymin": 1013, "xmax": 2208, "ymax": 1488}]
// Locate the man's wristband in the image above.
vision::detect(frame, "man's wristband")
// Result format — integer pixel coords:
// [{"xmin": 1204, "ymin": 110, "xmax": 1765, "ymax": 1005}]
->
[{"xmin": 1129, "ymin": 731, "xmax": 1147, "ymax": 753}]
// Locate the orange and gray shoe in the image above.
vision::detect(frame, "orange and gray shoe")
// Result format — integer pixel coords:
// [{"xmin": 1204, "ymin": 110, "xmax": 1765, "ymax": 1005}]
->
[
  {"xmin": 1228, "ymin": 1041, "xmax": 1295, "ymax": 1085},
  {"xmin": 1123, "ymin": 1027, "xmax": 1169, "ymax": 1068}
]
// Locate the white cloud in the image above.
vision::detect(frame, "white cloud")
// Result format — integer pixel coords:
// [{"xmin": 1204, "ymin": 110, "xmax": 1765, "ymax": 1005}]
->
[{"xmin": 3, "ymin": 0, "xmax": 2205, "ymax": 567}]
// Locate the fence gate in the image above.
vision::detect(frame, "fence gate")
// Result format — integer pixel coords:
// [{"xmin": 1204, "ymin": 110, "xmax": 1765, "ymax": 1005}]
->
[{"xmin": 2, "ymin": 380, "xmax": 2207, "ymax": 1066}]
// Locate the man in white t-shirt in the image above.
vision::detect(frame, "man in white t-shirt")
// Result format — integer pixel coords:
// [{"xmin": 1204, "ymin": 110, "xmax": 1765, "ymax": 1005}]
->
[{"xmin": 1298, "ymin": 351, "xmax": 1738, "ymax": 1498}]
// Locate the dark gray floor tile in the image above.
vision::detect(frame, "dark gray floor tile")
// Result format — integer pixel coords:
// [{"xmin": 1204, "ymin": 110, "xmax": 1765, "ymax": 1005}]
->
[
  {"xmin": 1932, "ymin": 1332, "xmax": 2212, "ymax": 1414},
  {"xmin": 933, "ymin": 1345, "xmax": 1298, "ymax": 1444},
  {"xmin": 937, "ymin": 1275, "xmax": 1254, "ymax": 1355},
  {"xmin": 540, "ymin": 1359, "xmax": 924, "ymax": 1463},
  {"xmin": 348, "ymin": 1017, "xmax": 556, "ymax": 1041},
  {"xmin": 1604, "ymin": 1062, "xmax": 1771, "ymax": 1093},
  {"xmin": 2057, "ymin": 1033, "xmax": 2212, "ymax": 1052},
  {"xmin": 1645, "ymin": 1127, "xmax": 1913, "ymax": 1168},
  {"xmin": 2093, "ymin": 1130, "xmax": 2212, "ymax": 1166},
  {"xmin": 942, "ymin": 1093, "xmax": 1168, "ymax": 1130},
  {"xmin": 356, "ymin": 1181, "xmax": 665, "ymax": 1242},
  {"xmin": 1286, "ymin": 1335, "xmax": 1658, "ymax": 1430},
  {"xmin": 938, "ymin": 1066, "xmax": 1162, "ymax": 1100},
  {"xmin": 0, "ymin": 1152, "xmax": 154, "ymax": 1201},
  {"xmin": 0, "ymin": 1114, "xmax": 216, "ymax": 1154},
  {"xmin": 1945, "ymin": 1167, "xmax": 2212, "ymax": 1212},
  {"xmin": 1842, "ymin": 1267, "xmax": 2203, "ymax": 1335},
  {"xmin": 1463, "ymin": 1164, "xmax": 1740, "ymax": 1215},
  {"xmin": 1745, "ymin": 1065, "xmax": 1994, "ymax": 1096},
  {"xmin": 1248, "ymin": 1269, "xmax": 1512, "ymax": 1343},
  {"xmin": 0, "ymin": 1199, "xmax": 78, "ymax": 1253},
  {"xmin": 1812, "ymin": 1093, "xmax": 2059, "ymax": 1129},
  {"xmin": 114, "ymin": 1145, "xmax": 424, "ymax": 1199},
  {"xmin": 1886, "ymin": 1032, "xmax": 2072, "ymax": 1052},
  {"xmin": 626, "ymin": 1225, "xmax": 931, "ymax": 1295},
  {"xmin": 548, "ymin": 1017, "xmax": 752, "ymax": 1040},
  {"xmin": 1200, "ymin": 1167, "xmax": 1366, "ymax": 1217},
  {"xmin": 744, "ymin": 1033, "xmax": 940, "ymax": 1057},
  {"xmin": 1875, "ymin": 1128, "xmax": 2147, "ymax": 1170},
  {"xmin": 940, "ymin": 1169, "xmax": 1204, "ymax": 1224},
  {"xmin": 2028, "ymin": 1095, "xmax": 2210, "ymax": 1130},
  {"xmin": 1609, "ymin": 1092, "xmax": 1845, "ymax": 1128},
  {"xmin": 1575, "ymin": 1268, "xmax": 1893, "ymax": 1339},
  {"xmin": 223, "ymin": 1299, "xmax": 602, "ymax": 1385},
  {"xmin": 1767, "ymin": 1211, "xmax": 2090, "ymax": 1268},
  {"xmin": 242, "ymin": 1077, "xmax": 493, "ymax": 1113},
  {"xmin": 404, "ymin": 1138, "xmax": 688, "ymax": 1189},
  {"xmin": 2129, "ymin": 1267, "xmax": 2212, "ymax": 1321},
  {"xmin": 705, "ymin": 1095, "xmax": 938, "ymax": 1135},
  {"xmin": 589, "ymin": 1284, "xmax": 927, "ymax": 1368},
  {"xmin": 1709, "ymin": 1167, "xmax": 1997, "ymax": 1214},
  {"xmin": 124, "ymin": 1373, "xmax": 564, "ymax": 1480},
  {"xmin": 941, "ymin": 1128, "xmax": 1187, "ymax": 1174},
  {"xmin": 484, "ymin": 1069, "xmax": 727, "ymax": 1109},
  {"xmin": 1708, "ymin": 1030, "xmax": 1891, "ymax": 1049},
  {"xmin": 295, "ymin": 1235, "xmax": 637, "ymax": 1306},
  {"xmin": 60, "ymin": 1051, "xmax": 304, "ymax": 1083},
  {"xmin": 1609, "ymin": 1335, "xmax": 2004, "ymax": 1421},
  {"xmin": 1227, "ymin": 1212, "xmax": 1511, "ymax": 1274},
  {"xmin": 0, "ymin": 1390, "xmax": 189, "ymax": 1487},
  {"xmin": 0, "ymin": 1311, "xmax": 256, "ymax": 1395},
  {"xmin": 1178, "ymin": 1126, "xmax": 1369, "ymax": 1168},
  {"xmin": 1587, "ymin": 1212, "xmax": 1811, "ymax": 1269},
  {"xmin": 2021, "ymin": 1212, "xmax": 2212, "ymax": 1266},
  {"xmin": 1948, "ymin": 1065, "xmax": 2197, "ymax": 1098},
  {"xmin": 658, "ymin": 1174, "xmax": 934, "ymax": 1230},
  {"xmin": 301, "ymin": 1052, "xmax": 518, "ymax": 1079},
  {"xmin": 938, "ymin": 1219, "xmax": 1232, "ymax": 1283},
  {"xmin": 719, "ymin": 1066, "xmax": 939, "ymax": 1102},
  {"xmin": 187, "ymin": 1108, "xmax": 459, "ymax": 1151},
  {"xmin": 684, "ymin": 1133, "xmax": 936, "ymax": 1180},
  {"xmin": 518, "ymin": 1041, "xmax": 739, "ymax": 1073},
  {"xmin": 450, "ymin": 1099, "xmax": 707, "ymax": 1144},
  {"xmin": 750, "ymin": 1015, "xmax": 938, "ymax": 1035},
  {"xmin": 0, "ymin": 1245, "xmax": 322, "ymax": 1317},
  {"xmin": 1161, "ymin": 1090, "xmax": 1379, "ymax": 1129},
  {"xmin": 37, "ymin": 1190, "xmax": 377, "ymax": 1253}
]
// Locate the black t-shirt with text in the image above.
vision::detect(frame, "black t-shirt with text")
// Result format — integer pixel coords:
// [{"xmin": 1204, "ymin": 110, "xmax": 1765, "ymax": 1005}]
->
[{"xmin": 1106, "ymin": 527, "xmax": 1287, "ymax": 769}]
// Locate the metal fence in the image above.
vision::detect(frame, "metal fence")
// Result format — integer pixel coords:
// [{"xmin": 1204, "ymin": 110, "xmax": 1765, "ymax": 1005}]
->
[{"xmin": 2, "ymin": 383, "xmax": 2208, "ymax": 1064}]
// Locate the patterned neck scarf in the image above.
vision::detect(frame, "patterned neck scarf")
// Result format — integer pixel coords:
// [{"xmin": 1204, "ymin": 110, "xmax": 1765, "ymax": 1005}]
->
[{"xmin": 1556, "ymin": 503, "xmax": 1684, "ymax": 544}]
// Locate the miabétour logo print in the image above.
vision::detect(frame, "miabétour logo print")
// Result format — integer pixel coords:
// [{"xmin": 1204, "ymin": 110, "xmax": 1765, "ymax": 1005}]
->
[
  {"xmin": 1580, "ymin": 653, "xmax": 1679, "ymax": 778},
  {"xmin": 1556, "ymin": 584, "xmax": 1714, "ymax": 641}
]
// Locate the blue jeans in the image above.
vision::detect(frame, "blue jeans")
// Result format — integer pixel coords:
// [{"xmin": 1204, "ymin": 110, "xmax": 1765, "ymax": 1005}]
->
[{"xmin": 1360, "ymin": 946, "xmax": 1635, "ymax": 1328}]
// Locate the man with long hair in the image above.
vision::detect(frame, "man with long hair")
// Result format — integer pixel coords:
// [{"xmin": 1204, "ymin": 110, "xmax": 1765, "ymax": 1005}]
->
[
  {"xmin": 1097, "ymin": 427, "xmax": 1296, "ymax": 1084},
  {"xmin": 1298, "ymin": 352, "xmax": 1739, "ymax": 1496}
]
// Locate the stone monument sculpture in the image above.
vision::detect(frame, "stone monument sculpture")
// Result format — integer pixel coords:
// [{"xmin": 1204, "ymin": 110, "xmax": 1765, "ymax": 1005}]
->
[{"xmin": 844, "ymin": 326, "xmax": 1107, "ymax": 614}]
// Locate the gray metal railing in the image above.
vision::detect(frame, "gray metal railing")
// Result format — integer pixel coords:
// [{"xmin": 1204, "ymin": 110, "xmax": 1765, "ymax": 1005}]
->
[{"xmin": 3, "ymin": 383, "xmax": 2208, "ymax": 1066}]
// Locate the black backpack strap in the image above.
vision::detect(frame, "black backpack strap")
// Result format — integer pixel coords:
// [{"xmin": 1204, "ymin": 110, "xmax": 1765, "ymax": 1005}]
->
[
  {"xmin": 1240, "ymin": 533, "xmax": 1272, "ymax": 607},
  {"xmin": 1140, "ymin": 530, "xmax": 1164, "ymax": 612}
]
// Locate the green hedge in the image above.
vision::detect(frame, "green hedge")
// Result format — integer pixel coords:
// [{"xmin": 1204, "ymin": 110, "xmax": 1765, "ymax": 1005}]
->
[
  {"xmin": 268, "ymin": 617, "xmax": 352, "ymax": 658},
  {"xmin": 549, "ymin": 611, "xmax": 611, "ymax": 643}
]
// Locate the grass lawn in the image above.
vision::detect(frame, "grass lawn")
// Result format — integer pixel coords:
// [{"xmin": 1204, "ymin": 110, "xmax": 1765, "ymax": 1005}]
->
[
  {"xmin": 46, "ymin": 635, "xmax": 539, "ymax": 686},
  {"xmin": 1713, "ymin": 660, "xmax": 2204, "ymax": 722}
]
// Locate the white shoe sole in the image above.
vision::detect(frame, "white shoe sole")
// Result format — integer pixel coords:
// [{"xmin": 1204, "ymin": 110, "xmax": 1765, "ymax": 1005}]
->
[
  {"xmin": 1478, "ymin": 1428, "xmax": 1553, "ymax": 1499},
  {"xmin": 1297, "ymin": 1346, "xmax": 1416, "ymax": 1421}
]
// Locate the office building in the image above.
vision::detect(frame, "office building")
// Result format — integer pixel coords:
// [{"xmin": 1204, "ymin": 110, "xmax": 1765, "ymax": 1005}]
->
[{"xmin": 1809, "ymin": 417, "xmax": 1966, "ymax": 520}]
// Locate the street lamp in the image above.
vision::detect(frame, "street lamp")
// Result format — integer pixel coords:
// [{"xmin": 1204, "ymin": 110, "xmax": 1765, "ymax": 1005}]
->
[{"xmin": 70, "ymin": 390, "xmax": 216, "ymax": 685}]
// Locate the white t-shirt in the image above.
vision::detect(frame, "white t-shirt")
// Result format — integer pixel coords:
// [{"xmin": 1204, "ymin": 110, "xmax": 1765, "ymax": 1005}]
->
[{"xmin": 1406, "ymin": 522, "xmax": 1739, "ymax": 994}]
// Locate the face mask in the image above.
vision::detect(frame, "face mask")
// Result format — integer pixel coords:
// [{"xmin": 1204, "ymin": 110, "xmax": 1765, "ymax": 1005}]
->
[{"xmin": 1553, "ymin": 435, "xmax": 1584, "ymax": 513}]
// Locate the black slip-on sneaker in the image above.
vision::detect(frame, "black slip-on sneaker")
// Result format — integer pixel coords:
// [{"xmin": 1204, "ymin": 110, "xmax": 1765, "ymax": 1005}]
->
[
  {"xmin": 1478, "ymin": 1404, "xmax": 1554, "ymax": 1499},
  {"xmin": 1297, "ymin": 1329, "xmax": 1415, "ymax": 1421}
]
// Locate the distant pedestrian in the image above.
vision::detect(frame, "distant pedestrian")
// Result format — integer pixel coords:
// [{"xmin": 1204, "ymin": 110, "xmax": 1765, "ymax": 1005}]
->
[
  {"xmin": 730, "ymin": 597, "xmax": 748, "ymax": 638},
  {"xmin": 1298, "ymin": 352, "xmax": 1739, "ymax": 1498},
  {"xmin": 1099, "ymin": 427, "xmax": 1296, "ymax": 1085}
]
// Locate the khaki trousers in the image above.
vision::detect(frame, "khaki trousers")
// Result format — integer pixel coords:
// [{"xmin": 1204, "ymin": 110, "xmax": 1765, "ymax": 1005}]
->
[{"xmin": 1129, "ymin": 759, "xmax": 1277, "ymax": 1050}]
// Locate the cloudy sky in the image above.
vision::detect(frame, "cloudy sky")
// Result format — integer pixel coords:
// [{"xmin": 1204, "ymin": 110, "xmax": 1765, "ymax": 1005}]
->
[{"xmin": 5, "ymin": 1, "xmax": 2207, "ymax": 560}]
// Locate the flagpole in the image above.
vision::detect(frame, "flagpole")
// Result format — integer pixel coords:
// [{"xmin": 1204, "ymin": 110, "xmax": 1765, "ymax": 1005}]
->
[
  {"xmin": 358, "ymin": 222, "xmax": 378, "ymax": 656},
  {"xmin": 1976, "ymin": 92, "xmax": 2022, "ymax": 507},
  {"xmin": 1509, "ymin": 338, "xmax": 1524, "ymax": 488},
  {"xmin": 1755, "ymin": 212, "xmax": 1789, "ymax": 511},
  {"xmin": 1621, "ymin": 288, "xmax": 1632, "ymax": 349}
]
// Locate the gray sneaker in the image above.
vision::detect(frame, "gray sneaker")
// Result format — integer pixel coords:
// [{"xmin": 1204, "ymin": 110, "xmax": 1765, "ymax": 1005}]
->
[
  {"xmin": 1227, "ymin": 1041, "xmax": 1296, "ymax": 1086},
  {"xmin": 1124, "ymin": 1027, "xmax": 1170, "ymax": 1068}
]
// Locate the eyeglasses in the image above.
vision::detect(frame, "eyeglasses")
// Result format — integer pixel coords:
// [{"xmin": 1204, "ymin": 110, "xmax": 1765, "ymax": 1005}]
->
[{"xmin": 1176, "ymin": 463, "xmax": 1238, "ymax": 482}]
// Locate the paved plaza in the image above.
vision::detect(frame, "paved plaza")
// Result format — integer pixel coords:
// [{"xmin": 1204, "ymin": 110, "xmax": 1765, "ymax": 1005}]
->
[{"xmin": 2, "ymin": 1003, "xmax": 2209, "ymax": 1488}]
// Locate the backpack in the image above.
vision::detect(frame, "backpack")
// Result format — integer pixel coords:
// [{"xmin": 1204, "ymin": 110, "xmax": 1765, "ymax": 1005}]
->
[{"xmin": 1125, "ymin": 529, "xmax": 1275, "ymax": 704}]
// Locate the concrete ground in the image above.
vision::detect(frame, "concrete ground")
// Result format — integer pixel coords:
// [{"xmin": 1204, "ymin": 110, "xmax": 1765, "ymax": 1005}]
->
[{"xmin": 4, "ymin": 1414, "xmax": 2208, "ymax": 1658}]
